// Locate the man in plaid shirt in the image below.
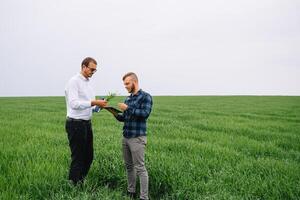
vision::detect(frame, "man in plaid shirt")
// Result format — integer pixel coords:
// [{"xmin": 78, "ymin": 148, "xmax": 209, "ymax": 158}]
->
[{"xmin": 115, "ymin": 72, "xmax": 153, "ymax": 200}]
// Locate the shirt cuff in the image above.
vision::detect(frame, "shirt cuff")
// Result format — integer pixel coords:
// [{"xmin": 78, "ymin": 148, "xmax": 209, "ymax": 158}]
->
[{"xmin": 82, "ymin": 101, "xmax": 92, "ymax": 108}]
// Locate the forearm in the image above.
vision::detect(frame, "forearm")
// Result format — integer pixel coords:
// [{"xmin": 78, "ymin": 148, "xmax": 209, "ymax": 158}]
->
[
  {"xmin": 126, "ymin": 106, "xmax": 151, "ymax": 119},
  {"xmin": 91, "ymin": 99, "xmax": 107, "ymax": 108},
  {"xmin": 124, "ymin": 95, "xmax": 152, "ymax": 119},
  {"xmin": 66, "ymin": 83, "xmax": 93, "ymax": 110},
  {"xmin": 69, "ymin": 99, "xmax": 91, "ymax": 110}
]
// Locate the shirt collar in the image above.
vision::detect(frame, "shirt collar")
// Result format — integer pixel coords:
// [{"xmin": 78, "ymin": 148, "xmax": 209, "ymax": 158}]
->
[
  {"xmin": 78, "ymin": 73, "xmax": 89, "ymax": 82},
  {"xmin": 131, "ymin": 89, "xmax": 142, "ymax": 97}
]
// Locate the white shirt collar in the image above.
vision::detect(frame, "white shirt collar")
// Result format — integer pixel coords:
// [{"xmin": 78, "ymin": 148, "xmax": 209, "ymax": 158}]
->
[{"xmin": 78, "ymin": 73, "xmax": 89, "ymax": 81}]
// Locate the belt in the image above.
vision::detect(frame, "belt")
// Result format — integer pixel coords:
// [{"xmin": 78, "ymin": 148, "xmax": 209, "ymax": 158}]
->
[{"xmin": 66, "ymin": 117, "xmax": 91, "ymax": 123}]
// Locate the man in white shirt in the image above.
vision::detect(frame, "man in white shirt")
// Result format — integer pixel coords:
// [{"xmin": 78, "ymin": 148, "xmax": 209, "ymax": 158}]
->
[{"xmin": 65, "ymin": 57, "xmax": 107, "ymax": 185}]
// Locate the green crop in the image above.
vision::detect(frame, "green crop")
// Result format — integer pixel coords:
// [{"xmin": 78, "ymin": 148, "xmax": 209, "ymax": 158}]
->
[{"xmin": 0, "ymin": 96, "xmax": 299, "ymax": 199}]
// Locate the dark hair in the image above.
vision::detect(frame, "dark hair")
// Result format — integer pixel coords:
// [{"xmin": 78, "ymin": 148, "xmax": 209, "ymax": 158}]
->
[
  {"xmin": 81, "ymin": 57, "xmax": 97, "ymax": 68},
  {"xmin": 122, "ymin": 72, "xmax": 138, "ymax": 82}
]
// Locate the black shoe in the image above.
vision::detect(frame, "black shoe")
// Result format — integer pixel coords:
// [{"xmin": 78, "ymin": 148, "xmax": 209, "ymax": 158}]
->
[{"xmin": 127, "ymin": 191, "xmax": 137, "ymax": 199}]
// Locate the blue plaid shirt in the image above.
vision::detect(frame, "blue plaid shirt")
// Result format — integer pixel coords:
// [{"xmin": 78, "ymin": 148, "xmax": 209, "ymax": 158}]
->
[{"xmin": 116, "ymin": 89, "xmax": 153, "ymax": 138}]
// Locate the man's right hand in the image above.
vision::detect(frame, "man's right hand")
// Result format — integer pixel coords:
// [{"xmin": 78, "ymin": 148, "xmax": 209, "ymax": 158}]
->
[{"xmin": 91, "ymin": 99, "xmax": 108, "ymax": 108}]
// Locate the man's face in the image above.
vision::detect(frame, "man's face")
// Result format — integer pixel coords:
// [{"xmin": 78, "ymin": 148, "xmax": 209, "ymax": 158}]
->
[
  {"xmin": 123, "ymin": 76, "xmax": 135, "ymax": 93},
  {"xmin": 84, "ymin": 62, "xmax": 97, "ymax": 78}
]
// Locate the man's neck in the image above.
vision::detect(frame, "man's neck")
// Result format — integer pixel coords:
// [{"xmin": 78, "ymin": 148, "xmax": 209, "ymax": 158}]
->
[
  {"xmin": 80, "ymin": 71, "xmax": 88, "ymax": 79},
  {"xmin": 132, "ymin": 88, "xmax": 140, "ymax": 95}
]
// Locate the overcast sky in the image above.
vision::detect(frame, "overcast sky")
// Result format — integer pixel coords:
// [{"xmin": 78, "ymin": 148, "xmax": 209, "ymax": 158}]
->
[{"xmin": 0, "ymin": 0, "xmax": 299, "ymax": 96}]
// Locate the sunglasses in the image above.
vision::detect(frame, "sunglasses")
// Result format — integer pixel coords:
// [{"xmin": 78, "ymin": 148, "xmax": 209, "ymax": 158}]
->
[{"xmin": 85, "ymin": 66, "xmax": 97, "ymax": 73}]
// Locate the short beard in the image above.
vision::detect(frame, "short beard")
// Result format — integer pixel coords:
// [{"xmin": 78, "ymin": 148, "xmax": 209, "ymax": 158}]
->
[{"xmin": 129, "ymin": 83, "xmax": 135, "ymax": 93}]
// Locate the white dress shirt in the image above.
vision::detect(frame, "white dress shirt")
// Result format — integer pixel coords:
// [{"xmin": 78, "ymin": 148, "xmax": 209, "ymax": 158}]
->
[{"xmin": 65, "ymin": 73, "xmax": 95, "ymax": 120}]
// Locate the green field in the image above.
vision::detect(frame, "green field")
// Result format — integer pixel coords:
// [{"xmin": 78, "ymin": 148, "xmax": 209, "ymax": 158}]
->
[{"xmin": 0, "ymin": 96, "xmax": 300, "ymax": 200}]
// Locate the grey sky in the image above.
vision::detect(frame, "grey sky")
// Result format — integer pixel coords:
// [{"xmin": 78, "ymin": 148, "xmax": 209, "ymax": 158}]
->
[{"xmin": 0, "ymin": 0, "xmax": 299, "ymax": 96}]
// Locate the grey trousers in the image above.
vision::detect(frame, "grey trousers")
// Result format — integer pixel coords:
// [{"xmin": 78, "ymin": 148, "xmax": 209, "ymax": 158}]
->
[{"xmin": 122, "ymin": 136, "xmax": 149, "ymax": 200}]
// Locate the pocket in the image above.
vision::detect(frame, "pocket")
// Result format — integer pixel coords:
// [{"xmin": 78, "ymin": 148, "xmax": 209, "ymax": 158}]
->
[{"xmin": 137, "ymin": 136, "xmax": 147, "ymax": 145}]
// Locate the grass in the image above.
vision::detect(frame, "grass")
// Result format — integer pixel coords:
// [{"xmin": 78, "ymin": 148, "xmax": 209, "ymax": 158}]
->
[{"xmin": 0, "ymin": 96, "xmax": 299, "ymax": 199}]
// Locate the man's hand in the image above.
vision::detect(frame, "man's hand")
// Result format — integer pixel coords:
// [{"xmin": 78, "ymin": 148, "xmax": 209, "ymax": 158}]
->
[
  {"xmin": 92, "ymin": 99, "xmax": 108, "ymax": 108},
  {"xmin": 118, "ymin": 103, "xmax": 128, "ymax": 111}
]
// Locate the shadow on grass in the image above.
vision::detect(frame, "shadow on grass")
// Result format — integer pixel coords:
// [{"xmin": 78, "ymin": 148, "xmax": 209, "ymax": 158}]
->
[{"xmin": 93, "ymin": 167, "xmax": 174, "ymax": 199}]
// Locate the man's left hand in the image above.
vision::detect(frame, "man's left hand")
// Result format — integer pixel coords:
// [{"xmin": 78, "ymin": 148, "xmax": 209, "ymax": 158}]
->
[{"xmin": 118, "ymin": 103, "xmax": 128, "ymax": 111}]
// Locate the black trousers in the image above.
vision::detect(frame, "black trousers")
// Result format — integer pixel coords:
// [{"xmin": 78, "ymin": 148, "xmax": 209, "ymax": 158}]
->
[{"xmin": 65, "ymin": 119, "xmax": 94, "ymax": 184}]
